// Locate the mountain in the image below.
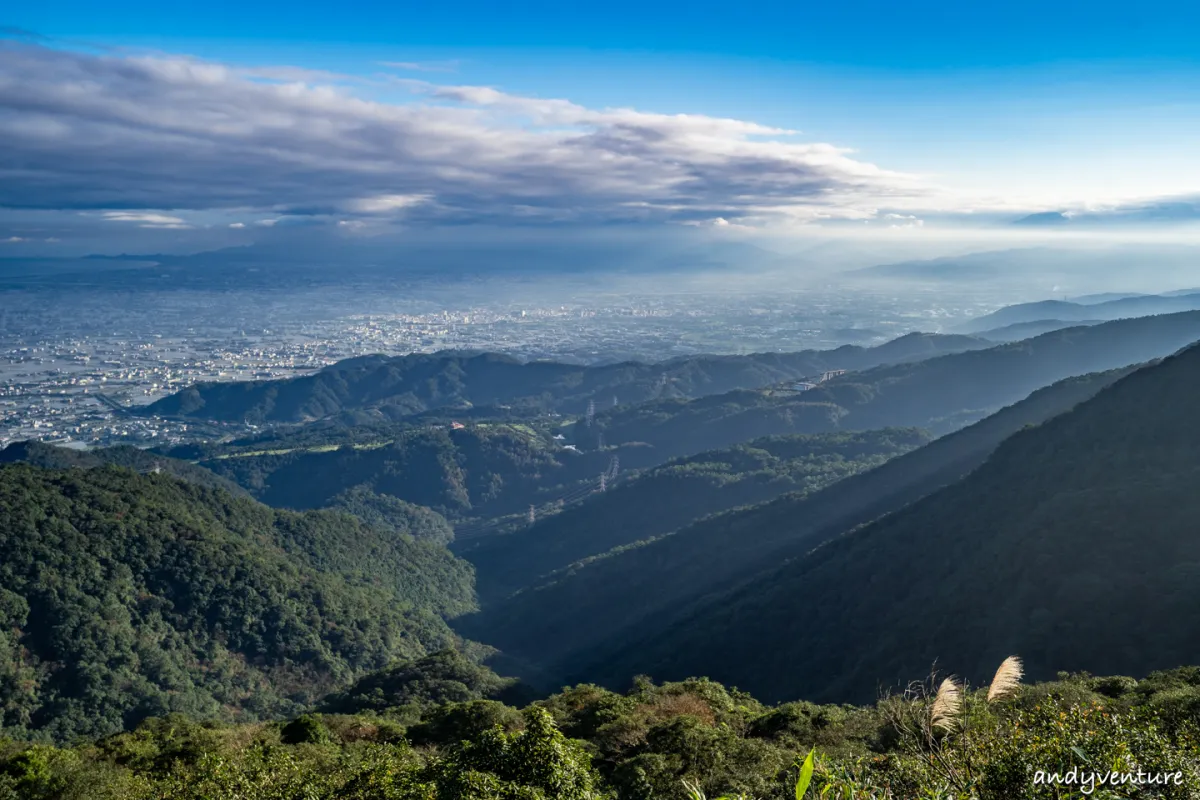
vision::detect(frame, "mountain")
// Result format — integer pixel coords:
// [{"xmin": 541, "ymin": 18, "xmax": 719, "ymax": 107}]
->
[
  {"xmin": 581, "ymin": 310, "xmax": 1200, "ymax": 454},
  {"xmin": 463, "ymin": 366, "xmax": 1133, "ymax": 684},
  {"xmin": 0, "ymin": 464, "xmax": 476, "ymax": 741},
  {"xmin": 458, "ymin": 428, "xmax": 932, "ymax": 604},
  {"xmin": 972, "ymin": 318, "xmax": 1102, "ymax": 342},
  {"xmin": 959, "ymin": 292, "xmax": 1200, "ymax": 333},
  {"xmin": 0, "ymin": 440, "xmax": 248, "ymax": 496},
  {"xmin": 576, "ymin": 342, "xmax": 1200, "ymax": 704},
  {"xmin": 851, "ymin": 245, "xmax": 1200, "ymax": 289},
  {"xmin": 141, "ymin": 333, "xmax": 991, "ymax": 425},
  {"xmin": 196, "ymin": 424, "xmax": 620, "ymax": 524},
  {"xmin": 1011, "ymin": 211, "xmax": 1070, "ymax": 226}
]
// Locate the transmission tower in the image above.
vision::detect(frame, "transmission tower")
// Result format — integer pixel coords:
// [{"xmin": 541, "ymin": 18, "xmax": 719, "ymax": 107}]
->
[
  {"xmin": 599, "ymin": 473, "xmax": 607, "ymax": 492},
  {"xmin": 528, "ymin": 505, "xmax": 536, "ymax": 525},
  {"xmin": 607, "ymin": 455, "xmax": 619, "ymax": 480},
  {"xmin": 586, "ymin": 399, "xmax": 596, "ymax": 427},
  {"xmin": 597, "ymin": 432, "xmax": 605, "ymax": 450}
]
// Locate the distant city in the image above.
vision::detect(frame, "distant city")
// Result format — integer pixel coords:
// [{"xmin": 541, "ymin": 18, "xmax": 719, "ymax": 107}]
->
[{"xmin": 0, "ymin": 278, "xmax": 1001, "ymax": 449}]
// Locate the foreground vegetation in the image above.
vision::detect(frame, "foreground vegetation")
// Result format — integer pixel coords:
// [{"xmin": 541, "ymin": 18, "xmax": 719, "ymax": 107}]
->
[{"xmin": 3, "ymin": 650, "xmax": 1199, "ymax": 799}]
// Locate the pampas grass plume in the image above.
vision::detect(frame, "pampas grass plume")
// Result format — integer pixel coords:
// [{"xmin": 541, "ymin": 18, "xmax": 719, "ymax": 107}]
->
[
  {"xmin": 931, "ymin": 677, "xmax": 962, "ymax": 731},
  {"xmin": 987, "ymin": 656, "xmax": 1024, "ymax": 702}
]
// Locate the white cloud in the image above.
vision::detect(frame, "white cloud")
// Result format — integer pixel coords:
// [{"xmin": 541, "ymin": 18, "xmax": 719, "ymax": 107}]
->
[
  {"xmin": 349, "ymin": 194, "xmax": 431, "ymax": 214},
  {"xmin": 100, "ymin": 211, "xmax": 190, "ymax": 228},
  {"xmin": 2, "ymin": 235, "xmax": 25, "ymax": 242},
  {"xmin": 228, "ymin": 222, "xmax": 245, "ymax": 228},
  {"xmin": 0, "ymin": 41, "xmax": 926, "ymax": 229},
  {"xmin": 379, "ymin": 60, "xmax": 460, "ymax": 73}
]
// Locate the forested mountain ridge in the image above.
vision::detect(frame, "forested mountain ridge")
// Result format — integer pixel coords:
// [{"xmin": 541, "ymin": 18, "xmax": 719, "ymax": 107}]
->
[
  {"xmin": 141, "ymin": 333, "xmax": 990, "ymax": 424},
  {"xmin": 197, "ymin": 424, "xmax": 620, "ymax": 522},
  {"xmin": 462, "ymin": 365, "xmax": 1134, "ymax": 683},
  {"xmin": 0, "ymin": 464, "xmax": 476, "ymax": 741},
  {"xmin": 458, "ymin": 428, "xmax": 932, "ymax": 604},
  {"xmin": 958, "ymin": 290, "xmax": 1200, "ymax": 333},
  {"xmin": 581, "ymin": 310, "xmax": 1200, "ymax": 455},
  {"xmin": 0, "ymin": 440, "xmax": 247, "ymax": 496},
  {"xmin": 576, "ymin": 340, "xmax": 1200, "ymax": 704}
]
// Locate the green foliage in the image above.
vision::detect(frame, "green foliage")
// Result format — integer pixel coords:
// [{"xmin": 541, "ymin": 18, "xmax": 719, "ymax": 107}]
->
[
  {"xmin": 201, "ymin": 425, "xmax": 611, "ymax": 522},
  {"xmin": 280, "ymin": 714, "xmax": 330, "ymax": 745},
  {"xmin": 321, "ymin": 650, "xmax": 528, "ymax": 716},
  {"xmin": 0, "ymin": 670, "xmax": 1199, "ymax": 799},
  {"xmin": 326, "ymin": 486, "xmax": 456, "ymax": 544},
  {"xmin": 0, "ymin": 464, "xmax": 475, "ymax": 742},
  {"xmin": 0, "ymin": 441, "xmax": 247, "ymax": 496}
]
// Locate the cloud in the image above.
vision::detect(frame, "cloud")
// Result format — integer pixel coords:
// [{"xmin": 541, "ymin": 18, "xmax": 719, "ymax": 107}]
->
[
  {"xmin": 0, "ymin": 41, "xmax": 925, "ymax": 230},
  {"xmin": 100, "ymin": 211, "xmax": 190, "ymax": 228},
  {"xmin": 379, "ymin": 60, "xmax": 460, "ymax": 73},
  {"xmin": 0, "ymin": 26, "xmax": 47, "ymax": 41},
  {"xmin": 3, "ymin": 235, "xmax": 26, "ymax": 242},
  {"xmin": 349, "ymin": 194, "xmax": 432, "ymax": 214},
  {"xmin": 228, "ymin": 222, "xmax": 245, "ymax": 228}
]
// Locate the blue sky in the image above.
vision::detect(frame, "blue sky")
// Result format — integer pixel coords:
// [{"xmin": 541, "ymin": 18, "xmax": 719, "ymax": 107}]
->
[{"xmin": 4, "ymin": 1, "xmax": 1200, "ymax": 254}]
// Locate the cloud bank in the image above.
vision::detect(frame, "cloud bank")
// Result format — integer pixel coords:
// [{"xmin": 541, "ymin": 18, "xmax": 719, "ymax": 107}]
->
[{"xmin": 0, "ymin": 41, "xmax": 926, "ymax": 232}]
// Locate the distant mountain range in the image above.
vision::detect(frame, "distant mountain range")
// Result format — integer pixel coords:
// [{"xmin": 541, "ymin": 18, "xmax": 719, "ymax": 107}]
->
[
  {"xmin": 851, "ymin": 245, "xmax": 1200, "ymax": 289},
  {"xmin": 141, "ymin": 333, "xmax": 991, "ymax": 425},
  {"xmin": 958, "ymin": 292, "xmax": 1200, "ymax": 333},
  {"xmin": 578, "ymin": 311, "xmax": 1200, "ymax": 453},
  {"xmin": 971, "ymin": 318, "xmax": 1103, "ymax": 342}
]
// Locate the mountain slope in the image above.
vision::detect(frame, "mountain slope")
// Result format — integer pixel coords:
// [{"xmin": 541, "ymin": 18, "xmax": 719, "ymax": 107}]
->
[
  {"xmin": 141, "ymin": 334, "xmax": 990, "ymax": 424},
  {"xmin": 459, "ymin": 428, "xmax": 932, "ymax": 603},
  {"xmin": 972, "ymin": 318, "xmax": 1102, "ymax": 342},
  {"xmin": 463, "ymin": 366, "xmax": 1133, "ymax": 683},
  {"xmin": 0, "ymin": 464, "xmax": 475, "ymax": 741},
  {"xmin": 959, "ymin": 292, "xmax": 1200, "ymax": 333},
  {"xmin": 198, "ymin": 424, "xmax": 618, "ymax": 522},
  {"xmin": 0, "ymin": 441, "xmax": 248, "ymax": 496},
  {"xmin": 577, "ymin": 343, "xmax": 1200, "ymax": 704},
  {"xmin": 585, "ymin": 310, "xmax": 1200, "ymax": 459}
]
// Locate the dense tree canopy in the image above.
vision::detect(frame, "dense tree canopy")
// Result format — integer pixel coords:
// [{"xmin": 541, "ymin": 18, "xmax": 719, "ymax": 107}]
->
[{"xmin": 0, "ymin": 465, "xmax": 475, "ymax": 742}]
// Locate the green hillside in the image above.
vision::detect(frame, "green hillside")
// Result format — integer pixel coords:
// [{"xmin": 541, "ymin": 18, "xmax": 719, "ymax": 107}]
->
[
  {"xmin": 459, "ymin": 428, "xmax": 931, "ymax": 604},
  {"xmin": 141, "ymin": 334, "xmax": 990, "ymax": 424},
  {"xmin": 0, "ymin": 441, "xmax": 247, "ymax": 496},
  {"xmin": 578, "ymin": 341, "xmax": 1200, "ymax": 705},
  {"xmin": 462, "ymin": 366, "xmax": 1131, "ymax": 682},
  {"xmin": 0, "ymin": 464, "xmax": 475, "ymax": 741},
  {"xmin": 197, "ymin": 424, "xmax": 618, "ymax": 522}
]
